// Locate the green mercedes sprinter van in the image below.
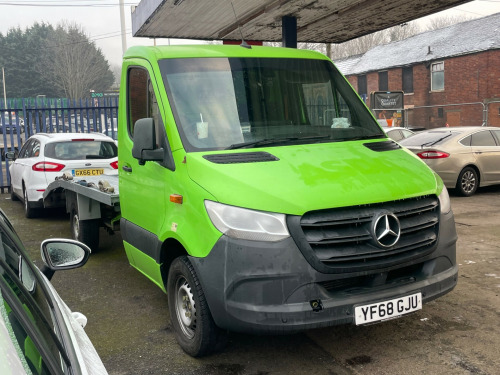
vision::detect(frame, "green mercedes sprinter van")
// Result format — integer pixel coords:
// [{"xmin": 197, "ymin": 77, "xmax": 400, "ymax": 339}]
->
[{"xmin": 118, "ymin": 45, "xmax": 457, "ymax": 356}]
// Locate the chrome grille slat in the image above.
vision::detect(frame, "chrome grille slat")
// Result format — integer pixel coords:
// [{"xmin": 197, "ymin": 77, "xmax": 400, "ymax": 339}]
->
[{"xmin": 292, "ymin": 196, "xmax": 440, "ymax": 272}]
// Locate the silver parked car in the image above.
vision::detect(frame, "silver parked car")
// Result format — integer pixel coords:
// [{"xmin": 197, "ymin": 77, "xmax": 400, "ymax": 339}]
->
[
  {"xmin": 0, "ymin": 208, "xmax": 107, "ymax": 374},
  {"xmin": 400, "ymin": 126, "xmax": 500, "ymax": 196}
]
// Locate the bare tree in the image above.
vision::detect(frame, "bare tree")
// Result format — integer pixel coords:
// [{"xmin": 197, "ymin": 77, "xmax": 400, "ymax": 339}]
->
[
  {"xmin": 388, "ymin": 21, "xmax": 421, "ymax": 42},
  {"xmin": 426, "ymin": 14, "xmax": 473, "ymax": 31},
  {"xmin": 329, "ymin": 21, "xmax": 421, "ymax": 60},
  {"xmin": 329, "ymin": 30, "xmax": 388, "ymax": 60},
  {"xmin": 40, "ymin": 22, "xmax": 114, "ymax": 99}
]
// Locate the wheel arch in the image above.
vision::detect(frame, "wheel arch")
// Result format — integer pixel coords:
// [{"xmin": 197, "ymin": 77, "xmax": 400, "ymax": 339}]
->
[{"xmin": 160, "ymin": 238, "xmax": 188, "ymax": 288}]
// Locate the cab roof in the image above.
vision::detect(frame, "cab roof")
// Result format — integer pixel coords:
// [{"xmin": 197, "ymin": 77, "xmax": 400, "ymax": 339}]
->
[{"xmin": 123, "ymin": 44, "xmax": 330, "ymax": 61}]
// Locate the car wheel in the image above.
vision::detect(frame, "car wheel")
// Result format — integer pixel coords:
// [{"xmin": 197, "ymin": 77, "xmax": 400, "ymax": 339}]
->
[
  {"xmin": 10, "ymin": 184, "xmax": 19, "ymax": 201},
  {"xmin": 456, "ymin": 167, "xmax": 478, "ymax": 197},
  {"xmin": 23, "ymin": 187, "xmax": 37, "ymax": 218},
  {"xmin": 167, "ymin": 256, "xmax": 226, "ymax": 357},
  {"xmin": 71, "ymin": 204, "xmax": 99, "ymax": 252}
]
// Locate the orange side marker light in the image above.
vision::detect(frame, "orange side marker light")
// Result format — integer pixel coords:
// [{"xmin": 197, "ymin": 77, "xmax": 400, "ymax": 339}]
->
[{"xmin": 170, "ymin": 194, "xmax": 183, "ymax": 204}]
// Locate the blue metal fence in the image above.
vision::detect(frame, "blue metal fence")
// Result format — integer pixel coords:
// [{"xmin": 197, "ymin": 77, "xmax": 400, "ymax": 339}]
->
[{"xmin": 0, "ymin": 97, "xmax": 119, "ymax": 192}]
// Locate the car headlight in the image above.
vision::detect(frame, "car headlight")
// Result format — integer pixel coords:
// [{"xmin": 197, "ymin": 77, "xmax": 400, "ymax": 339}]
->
[
  {"xmin": 205, "ymin": 200, "xmax": 290, "ymax": 242},
  {"xmin": 438, "ymin": 186, "xmax": 451, "ymax": 214}
]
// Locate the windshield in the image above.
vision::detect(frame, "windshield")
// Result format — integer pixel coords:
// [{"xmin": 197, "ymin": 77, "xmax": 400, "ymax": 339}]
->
[
  {"xmin": 159, "ymin": 57, "xmax": 384, "ymax": 151},
  {"xmin": 400, "ymin": 130, "xmax": 462, "ymax": 147}
]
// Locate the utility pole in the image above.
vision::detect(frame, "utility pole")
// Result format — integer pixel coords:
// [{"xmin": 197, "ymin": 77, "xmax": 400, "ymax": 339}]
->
[{"xmin": 119, "ymin": 0, "xmax": 127, "ymax": 55}]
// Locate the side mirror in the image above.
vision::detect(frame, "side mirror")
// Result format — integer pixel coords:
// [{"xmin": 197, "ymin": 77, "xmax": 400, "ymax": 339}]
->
[
  {"xmin": 40, "ymin": 239, "xmax": 91, "ymax": 280},
  {"xmin": 132, "ymin": 118, "xmax": 164, "ymax": 165},
  {"xmin": 5, "ymin": 151, "xmax": 16, "ymax": 161}
]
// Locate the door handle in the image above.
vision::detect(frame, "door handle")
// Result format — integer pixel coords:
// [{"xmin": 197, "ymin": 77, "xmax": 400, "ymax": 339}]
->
[{"xmin": 122, "ymin": 165, "xmax": 132, "ymax": 172}]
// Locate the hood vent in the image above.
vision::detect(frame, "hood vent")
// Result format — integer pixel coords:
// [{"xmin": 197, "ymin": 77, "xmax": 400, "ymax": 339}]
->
[
  {"xmin": 203, "ymin": 152, "xmax": 279, "ymax": 164},
  {"xmin": 364, "ymin": 140, "xmax": 401, "ymax": 152}
]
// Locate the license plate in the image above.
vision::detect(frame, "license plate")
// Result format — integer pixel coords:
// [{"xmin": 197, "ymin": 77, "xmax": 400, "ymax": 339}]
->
[
  {"xmin": 72, "ymin": 168, "xmax": 104, "ymax": 177},
  {"xmin": 354, "ymin": 292, "xmax": 422, "ymax": 325}
]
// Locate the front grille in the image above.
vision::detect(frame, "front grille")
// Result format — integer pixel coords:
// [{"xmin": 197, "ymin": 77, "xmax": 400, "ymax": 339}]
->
[{"xmin": 288, "ymin": 196, "xmax": 439, "ymax": 273}]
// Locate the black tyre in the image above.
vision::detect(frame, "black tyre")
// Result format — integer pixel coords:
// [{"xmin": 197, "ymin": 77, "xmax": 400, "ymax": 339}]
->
[
  {"xmin": 456, "ymin": 167, "xmax": 478, "ymax": 197},
  {"xmin": 71, "ymin": 205, "xmax": 99, "ymax": 252},
  {"xmin": 167, "ymin": 256, "xmax": 227, "ymax": 357},
  {"xmin": 23, "ymin": 187, "xmax": 37, "ymax": 218},
  {"xmin": 10, "ymin": 184, "xmax": 19, "ymax": 201}
]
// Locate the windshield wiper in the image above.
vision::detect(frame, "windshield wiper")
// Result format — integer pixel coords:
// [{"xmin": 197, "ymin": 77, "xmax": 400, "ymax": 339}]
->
[
  {"xmin": 420, "ymin": 133, "xmax": 452, "ymax": 148},
  {"xmin": 227, "ymin": 135, "xmax": 330, "ymax": 150}
]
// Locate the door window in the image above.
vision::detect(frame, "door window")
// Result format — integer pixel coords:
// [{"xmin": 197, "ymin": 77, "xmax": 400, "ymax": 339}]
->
[
  {"xmin": 127, "ymin": 67, "xmax": 162, "ymax": 143},
  {"xmin": 490, "ymin": 130, "xmax": 500, "ymax": 145},
  {"xmin": 17, "ymin": 139, "xmax": 33, "ymax": 159},
  {"xmin": 471, "ymin": 131, "xmax": 496, "ymax": 147},
  {"xmin": 30, "ymin": 140, "xmax": 41, "ymax": 158}
]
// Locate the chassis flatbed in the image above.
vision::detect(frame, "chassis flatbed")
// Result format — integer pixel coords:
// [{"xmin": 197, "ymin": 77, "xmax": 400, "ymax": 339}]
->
[
  {"xmin": 43, "ymin": 174, "xmax": 121, "ymax": 250},
  {"xmin": 43, "ymin": 175, "xmax": 119, "ymax": 206}
]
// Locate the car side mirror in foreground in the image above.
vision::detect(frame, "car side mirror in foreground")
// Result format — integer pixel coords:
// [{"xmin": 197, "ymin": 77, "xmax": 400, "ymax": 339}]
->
[
  {"xmin": 40, "ymin": 239, "xmax": 91, "ymax": 280},
  {"xmin": 5, "ymin": 151, "xmax": 17, "ymax": 161}
]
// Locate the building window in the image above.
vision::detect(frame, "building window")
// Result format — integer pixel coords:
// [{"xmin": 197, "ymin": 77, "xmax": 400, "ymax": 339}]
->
[
  {"xmin": 438, "ymin": 108, "xmax": 444, "ymax": 118},
  {"xmin": 431, "ymin": 62, "xmax": 444, "ymax": 91},
  {"xmin": 357, "ymin": 75, "xmax": 367, "ymax": 96},
  {"xmin": 378, "ymin": 71, "xmax": 388, "ymax": 91},
  {"xmin": 402, "ymin": 67, "xmax": 413, "ymax": 93}
]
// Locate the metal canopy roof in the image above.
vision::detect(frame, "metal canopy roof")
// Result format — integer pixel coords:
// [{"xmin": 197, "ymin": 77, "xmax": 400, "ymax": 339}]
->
[{"xmin": 131, "ymin": 0, "xmax": 471, "ymax": 44}]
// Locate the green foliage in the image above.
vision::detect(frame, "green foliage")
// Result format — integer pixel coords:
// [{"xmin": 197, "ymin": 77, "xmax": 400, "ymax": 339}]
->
[{"xmin": 0, "ymin": 22, "xmax": 114, "ymax": 99}]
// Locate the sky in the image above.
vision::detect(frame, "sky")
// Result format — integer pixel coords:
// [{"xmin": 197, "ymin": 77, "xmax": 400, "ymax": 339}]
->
[{"xmin": 0, "ymin": 0, "xmax": 500, "ymax": 68}]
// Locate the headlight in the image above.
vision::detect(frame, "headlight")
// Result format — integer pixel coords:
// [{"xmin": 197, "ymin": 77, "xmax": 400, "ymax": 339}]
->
[
  {"xmin": 205, "ymin": 200, "xmax": 290, "ymax": 242},
  {"xmin": 438, "ymin": 186, "xmax": 451, "ymax": 214}
]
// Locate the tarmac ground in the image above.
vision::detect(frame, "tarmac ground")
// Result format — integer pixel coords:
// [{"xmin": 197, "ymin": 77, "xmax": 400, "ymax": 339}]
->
[{"xmin": 1, "ymin": 186, "xmax": 499, "ymax": 375}]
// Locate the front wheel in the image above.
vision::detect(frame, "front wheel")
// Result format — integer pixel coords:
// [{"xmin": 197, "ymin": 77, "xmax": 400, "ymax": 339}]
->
[
  {"xmin": 71, "ymin": 205, "xmax": 99, "ymax": 251},
  {"xmin": 456, "ymin": 167, "xmax": 478, "ymax": 197},
  {"xmin": 10, "ymin": 184, "xmax": 19, "ymax": 201},
  {"xmin": 167, "ymin": 256, "xmax": 226, "ymax": 357}
]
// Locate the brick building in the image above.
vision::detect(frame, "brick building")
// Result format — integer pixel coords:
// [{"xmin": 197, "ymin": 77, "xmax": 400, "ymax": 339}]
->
[{"xmin": 334, "ymin": 13, "xmax": 500, "ymax": 129}]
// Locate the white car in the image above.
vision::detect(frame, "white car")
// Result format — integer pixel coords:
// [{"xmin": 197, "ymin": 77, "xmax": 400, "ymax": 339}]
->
[
  {"xmin": 7, "ymin": 133, "xmax": 118, "ymax": 218},
  {"xmin": 0, "ymin": 208, "xmax": 107, "ymax": 374}
]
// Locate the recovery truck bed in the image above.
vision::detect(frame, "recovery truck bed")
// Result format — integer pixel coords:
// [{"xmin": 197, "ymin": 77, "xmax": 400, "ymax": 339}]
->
[{"xmin": 43, "ymin": 175, "xmax": 120, "ymax": 250}]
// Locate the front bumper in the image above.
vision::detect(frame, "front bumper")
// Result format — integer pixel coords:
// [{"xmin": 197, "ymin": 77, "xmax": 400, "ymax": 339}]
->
[{"xmin": 189, "ymin": 209, "xmax": 458, "ymax": 334}]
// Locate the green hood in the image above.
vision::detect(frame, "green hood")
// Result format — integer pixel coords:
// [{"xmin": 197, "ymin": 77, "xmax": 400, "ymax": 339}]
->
[{"xmin": 186, "ymin": 141, "xmax": 439, "ymax": 215}]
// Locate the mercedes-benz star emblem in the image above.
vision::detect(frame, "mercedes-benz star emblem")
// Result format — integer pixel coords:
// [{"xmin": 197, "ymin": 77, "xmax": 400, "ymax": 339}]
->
[{"xmin": 371, "ymin": 213, "xmax": 401, "ymax": 248}]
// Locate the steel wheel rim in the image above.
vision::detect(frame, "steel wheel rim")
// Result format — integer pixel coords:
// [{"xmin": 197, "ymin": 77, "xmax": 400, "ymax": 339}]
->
[
  {"xmin": 72, "ymin": 213, "xmax": 80, "ymax": 239},
  {"xmin": 461, "ymin": 171, "xmax": 476, "ymax": 194},
  {"xmin": 174, "ymin": 276, "xmax": 196, "ymax": 339},
  {"xmin": 24, "ymin": 189, "xmax": 29, "ymax": 212}
]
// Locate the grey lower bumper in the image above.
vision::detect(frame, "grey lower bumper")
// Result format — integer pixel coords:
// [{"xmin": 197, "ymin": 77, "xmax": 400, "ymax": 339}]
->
[{"xmin": 189, "ymin": 210, "xmax": 458, "ymax": 334}]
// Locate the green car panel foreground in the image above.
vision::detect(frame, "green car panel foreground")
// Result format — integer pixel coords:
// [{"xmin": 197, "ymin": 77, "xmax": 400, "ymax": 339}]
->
[
  {"xmin": 0, "ymin": 208, "xmax": 107, "ymax": 374},
  {"xmin": 117, "ymin": 45, "xmax": 458, "ymax": 356}
]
